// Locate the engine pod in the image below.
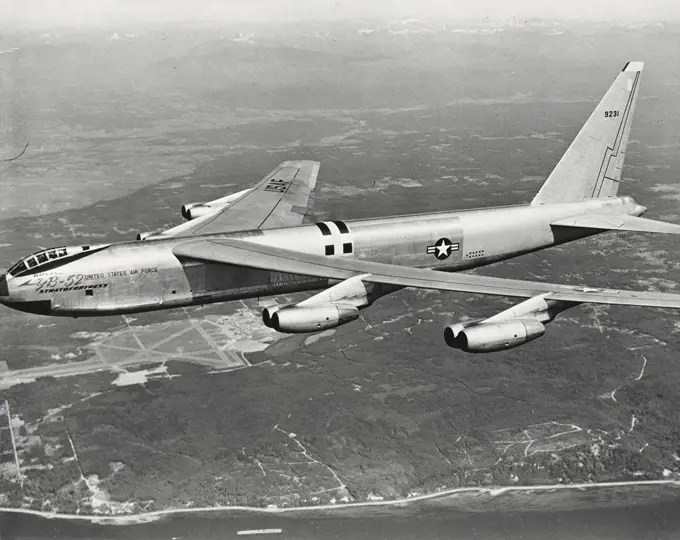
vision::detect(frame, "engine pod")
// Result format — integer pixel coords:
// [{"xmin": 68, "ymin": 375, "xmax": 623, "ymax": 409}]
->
[
  {"xmin": 186, "ymin": 205, "xmax": 218, "ymax": 221},
  {"xmin": 447, "ymin": 319, "xmax": 546, "ymax": 353},
  {"xmin": 270, "ymin": 304, "xmax": 359, "ymax": 333},
  {"xmin": 181, "ymin": 202, "xmax": 204, "ymax": 220},
  {"xmin": 443, "ymin": 319, "xmax": 484, "ymax": 347}
]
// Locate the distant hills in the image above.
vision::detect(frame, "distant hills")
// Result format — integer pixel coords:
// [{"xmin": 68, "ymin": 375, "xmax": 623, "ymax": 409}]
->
[{"xmin": 1, "ymin": 19, "xmax": 679, "ymax": 110}]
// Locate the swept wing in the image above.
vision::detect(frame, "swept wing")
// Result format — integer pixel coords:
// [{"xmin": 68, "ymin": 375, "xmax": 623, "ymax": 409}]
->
[
  {"xmin": 173, "ymin": 237, "xmax": 680, "ymax": 309},
  {"xmin": 163, "ymin": 160, "xmax": 320, "ymax": 236}
]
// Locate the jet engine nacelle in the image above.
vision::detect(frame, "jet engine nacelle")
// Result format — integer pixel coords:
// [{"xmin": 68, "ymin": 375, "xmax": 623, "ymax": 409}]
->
[
  {"xmin": 442, "ymin": 319, "xmax": 484, "ymax": 344},
  {"xmin": 263, "ymin": 304, "xmax": 359, "ymax": 333},
  {"xmin": 445, "ymin": 319, "xmax": 546, "ymax": 353},
  {"xmin": 262, "ymin": 305, "xmax": 281, "ymax": 327},
  {"xmin": 136, "ymin": 232, "xmax": 153, "ymax": 241},
  {"xmin": 181, "ymin": 188, "xmax": 254, "ymax": 220},
  {"xmin": 181, "ymin": 202, "xmax": 205, "ymax": 220},
  {"xmin": 184, "ymin": 204, "xmax": 217, "ymax": 221}
]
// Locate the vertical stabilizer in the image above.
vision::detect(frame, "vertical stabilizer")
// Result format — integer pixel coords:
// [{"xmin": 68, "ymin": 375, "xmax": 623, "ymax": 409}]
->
[{"xmin": 531, "ymin": 62, "xmax": 643, "ymax": 206}]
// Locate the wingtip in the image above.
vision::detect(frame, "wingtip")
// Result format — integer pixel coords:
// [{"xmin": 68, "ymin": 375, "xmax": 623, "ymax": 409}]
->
[{"xmin": 622, "ymin": 61, "xmax": 644, "ymax": 72}]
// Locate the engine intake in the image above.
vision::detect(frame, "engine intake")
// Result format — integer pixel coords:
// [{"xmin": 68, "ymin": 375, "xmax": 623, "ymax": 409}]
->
[
  {"xmin": 184, "ymin": 204, "xmax": 218, "ymax": 221},
  {"xmin": 445, "ymin": 319, "xmax": 546, "ymax": 353},
  {"xmin": 181, "ymin": 202, "xmax": 204, "ymax": 220},
  {"xmin": 263, "ymin": 304, "xmax": 359, "ymax": 333},
  {"xmin": 262, "ymin": 306, "xmax": 281, "ymax": 328}
]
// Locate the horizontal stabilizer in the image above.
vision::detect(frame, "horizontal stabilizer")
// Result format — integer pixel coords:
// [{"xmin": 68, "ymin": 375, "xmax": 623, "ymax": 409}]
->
[{"xmin": 551, "ymin": 214, "xmax": 680, "ymax": 234}]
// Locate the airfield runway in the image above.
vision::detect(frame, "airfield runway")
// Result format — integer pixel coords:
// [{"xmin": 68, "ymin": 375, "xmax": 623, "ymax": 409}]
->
[{"xmin": 0, "ymin": 306, "xmax": 274, "ymax": 390}]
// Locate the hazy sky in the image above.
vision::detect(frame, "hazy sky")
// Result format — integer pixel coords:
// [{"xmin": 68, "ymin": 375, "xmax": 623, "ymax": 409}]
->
[{"xmin": 2, "ymin": 0, "xmax": 679, "ymax": 29}]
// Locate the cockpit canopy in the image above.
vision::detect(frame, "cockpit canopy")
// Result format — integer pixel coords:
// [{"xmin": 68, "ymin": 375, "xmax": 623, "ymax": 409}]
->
[{"xmin": 8, "ymin": 244, "xmax": 109, "ymax": 277}]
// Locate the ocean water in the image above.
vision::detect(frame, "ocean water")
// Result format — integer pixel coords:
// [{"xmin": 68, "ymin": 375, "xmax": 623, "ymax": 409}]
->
[{"xmin": 1, "ymin": 484, "xmax": 679, "ymax": 540}]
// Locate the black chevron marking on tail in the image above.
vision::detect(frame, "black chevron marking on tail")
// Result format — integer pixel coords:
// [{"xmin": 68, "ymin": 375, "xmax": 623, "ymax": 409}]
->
[{"xmin": 591, "ymin": 72, "xmax": 640, "ymax": 198}]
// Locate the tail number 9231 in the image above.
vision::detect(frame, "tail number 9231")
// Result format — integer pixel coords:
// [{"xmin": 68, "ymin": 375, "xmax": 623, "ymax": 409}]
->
[{"xmin": 604, "ymin": 110, "xmax": 620, "ymax": 118}]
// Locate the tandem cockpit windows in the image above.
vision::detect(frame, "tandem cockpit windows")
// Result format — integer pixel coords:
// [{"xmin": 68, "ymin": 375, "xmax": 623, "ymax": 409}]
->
[{"xmin": 7, "ymin": 244, "xmax": 107, "ymax": 277}]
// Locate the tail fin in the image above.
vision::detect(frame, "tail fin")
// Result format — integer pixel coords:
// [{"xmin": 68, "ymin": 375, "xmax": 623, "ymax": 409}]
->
[{"xmin": 531, "ymin": 62, "xmax": 643, "ymax": 206}]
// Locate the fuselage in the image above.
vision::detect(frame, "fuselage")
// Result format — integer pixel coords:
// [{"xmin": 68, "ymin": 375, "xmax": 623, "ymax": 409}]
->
[{"xmin": 0, "ymin": 196, "xmax": 644, "ymax": 317}]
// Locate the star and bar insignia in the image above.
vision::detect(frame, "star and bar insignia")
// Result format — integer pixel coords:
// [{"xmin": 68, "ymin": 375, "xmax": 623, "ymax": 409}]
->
[{"xmin": 426, "ymin": 238, "xmax": 459, "ymax": 260}]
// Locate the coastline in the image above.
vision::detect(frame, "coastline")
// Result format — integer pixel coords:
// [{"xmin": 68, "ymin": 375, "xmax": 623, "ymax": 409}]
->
[{"xmin": 1, "ymin": 479, "xmax": 678, "ymax": 525}]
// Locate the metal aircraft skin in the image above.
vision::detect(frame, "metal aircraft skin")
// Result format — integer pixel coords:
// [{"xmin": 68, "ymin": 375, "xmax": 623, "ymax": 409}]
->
[{"xmin": 1, "ymin": 61, "xmax": 678, "ymax": 352}]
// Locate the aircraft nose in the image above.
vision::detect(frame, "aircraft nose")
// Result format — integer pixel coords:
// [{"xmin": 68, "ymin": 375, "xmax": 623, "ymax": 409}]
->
[{"xmin": 0, "ymin": 273, "xmax": 8, "ymax": 299}]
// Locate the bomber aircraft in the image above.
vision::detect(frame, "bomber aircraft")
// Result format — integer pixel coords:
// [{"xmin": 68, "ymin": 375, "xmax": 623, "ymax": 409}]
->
[{"xmin": 2, "ymin": 61, "xmax": 680, "ymax": 353}]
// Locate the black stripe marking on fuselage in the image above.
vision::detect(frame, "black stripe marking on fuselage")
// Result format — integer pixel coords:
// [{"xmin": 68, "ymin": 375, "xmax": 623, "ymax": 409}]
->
[
  {"xmin": 315, "ymin": 222, "xmax": 332, "ymax": 236},
  {"xmin": 333, "ymin": 220, "xmax": 350, "ymax": 234}
]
